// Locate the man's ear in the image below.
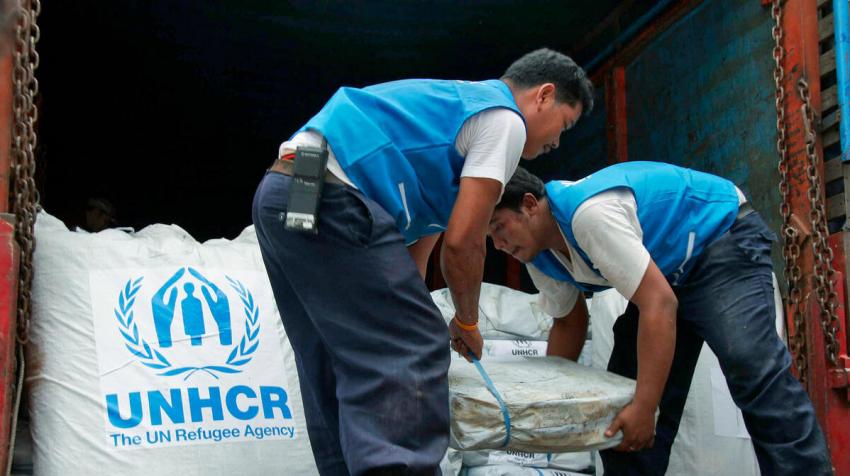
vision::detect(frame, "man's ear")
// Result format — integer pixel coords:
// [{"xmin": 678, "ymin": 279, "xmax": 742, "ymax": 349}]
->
[
  {"xmin": 521, "ymin": 192, "xmax": 540, "ymax": 214},
  {"xmin": 535, "ymin": 83, "xmax": 556, "ymax": 108}
]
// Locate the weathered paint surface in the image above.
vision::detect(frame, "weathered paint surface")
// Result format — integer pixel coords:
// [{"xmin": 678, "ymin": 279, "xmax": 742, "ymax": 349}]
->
[
  {"xmin": 606, "ymin": 66, "xmax": 628, "ymax": 165},
  {"xmin": 625, "ymin": 0, "xmax": 779, "ymax": 241},
  {"xmin": 0, "ymin": 54, "xmax": 12, "ymax": 214},
  {"xmin": 0, "ymin": 216, "xmax": 17, "ymax": 474}
]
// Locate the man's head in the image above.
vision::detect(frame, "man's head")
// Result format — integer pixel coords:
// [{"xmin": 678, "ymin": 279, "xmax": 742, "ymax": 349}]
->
[
  {"xmin": 502, "ymin": 48, "xmax": 594, "ymax": 159},
  {"xmin": 489, "ymin": 167, "xmax": 550, "ymax": 263},
  {"xmin": 85, "ymin": 197, "xmax": 117, "ymax": 232}
]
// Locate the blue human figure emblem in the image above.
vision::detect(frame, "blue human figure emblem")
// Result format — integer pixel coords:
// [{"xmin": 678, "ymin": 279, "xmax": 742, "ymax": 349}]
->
[
  {"xmin": 151, "ymin": 268, "xmax": 186, "ymax": 348},
  {"xmin": 188, "ymin": 267, "xmax": 232, "ymax": 345},
  {"xmin": 181, "ymin": 282, "xmax": 206, "ymax": 346}
]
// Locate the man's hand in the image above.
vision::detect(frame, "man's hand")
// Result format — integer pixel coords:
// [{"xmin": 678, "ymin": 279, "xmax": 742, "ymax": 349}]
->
[
  {"xmin": 449, "ymin": 316, "xmax": 483, "ymax": 362},
  {"xmin": 605, "ymin": 400, "xmax": 656, "ymax": 452}
]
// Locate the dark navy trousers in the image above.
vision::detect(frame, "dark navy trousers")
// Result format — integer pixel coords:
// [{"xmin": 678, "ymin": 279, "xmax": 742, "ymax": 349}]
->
[
  {"xmin": 252, "ymin": 171, "xmax": 451, "ymax": 476},
  {"xmin": 600, "ymin": 212, "xmax": 833, "ymax": 475}
]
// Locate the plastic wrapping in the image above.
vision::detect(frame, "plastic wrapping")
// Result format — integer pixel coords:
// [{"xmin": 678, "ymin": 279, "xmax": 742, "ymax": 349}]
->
[
  {"xmin": 430, "ymin": 286, "xmax": 553, "ymax": 340},
  {"xmin": 448, "ymin": 356, "xmax": 634, "ymax": 453},
  {"xmin": 433, "ymin": 284, "xmax": 601, "ymax": 473},
  {"xmin": 460, "ymin": 449, "xmax": 591, "ymax": 472},
  {"xmin": 465, "ymin": 465, "xmax": 589, "ymax": 476}
]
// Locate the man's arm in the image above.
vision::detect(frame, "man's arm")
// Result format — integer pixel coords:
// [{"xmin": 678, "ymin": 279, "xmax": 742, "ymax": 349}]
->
[
  {"xmin": 407, "ymin": 233, "xmax": 442, "ymax": 280},
  {"xmin": 442, "ymin": 176, "xmax": 503, "ymax": 361},
  {"xmin": 546, "ymin": 297, "xmax": 588, "ymax": 361},
  {"xmin": 568, "ymin": 191, "xmax": 676, "ymax": 451},
  {"xmin": 604, "ymin": 259, "xmax": 677, "ymax": 452}
]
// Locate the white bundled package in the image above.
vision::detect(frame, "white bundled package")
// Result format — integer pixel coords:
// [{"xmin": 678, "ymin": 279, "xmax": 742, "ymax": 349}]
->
[
  {"xmin": 28, "ymin": 212, "xmax": 317, "ymax": 475},
  {"xmin": 432, "ymin": 284, "xmax": 599, "ymax": 473},
  {"xmin": 460, "ymin": 448, "xmax": 591, "ymax": 473},
  {"xmin": 463, "ymin": 450, "xmax": 594, "ymax": 474},
  {"xmin": 430, "ymin": 285, "xmax": 553, "ymax": 340},
  {"xmin": 448, "ymin": 356, "xmax": 634, "ymax": 453},
  {"xmin": 465, "ymin": 466, "xmax": 589, "ymax": 476}
]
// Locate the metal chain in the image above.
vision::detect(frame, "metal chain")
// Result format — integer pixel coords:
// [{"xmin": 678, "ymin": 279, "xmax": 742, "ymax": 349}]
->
[
  {"xmin": 772, "ymin": 0, "xmax": 808, "ymax": 383},
  {"xmin": 798, "ymin": 78, "xmax": 841, "ymax": 366},
  {"xmin": 10, "ymin": 0, "xmax": 41, "ymax": 345}
]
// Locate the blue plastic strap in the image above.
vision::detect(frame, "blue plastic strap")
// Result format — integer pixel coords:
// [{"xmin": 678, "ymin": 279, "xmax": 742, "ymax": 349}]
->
[{"xmin": 470, "ymin": 354, "xmax": 511, "ymax": 448}]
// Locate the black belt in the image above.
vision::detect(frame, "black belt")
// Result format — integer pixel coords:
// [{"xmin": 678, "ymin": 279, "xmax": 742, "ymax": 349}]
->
[
  {"xmin": 268, "ymin": 158, "xmax": 345, "ymax": 185},
  {"xmin": 737, "ymin": 201, "xmax": 755, "ymax": 220}
]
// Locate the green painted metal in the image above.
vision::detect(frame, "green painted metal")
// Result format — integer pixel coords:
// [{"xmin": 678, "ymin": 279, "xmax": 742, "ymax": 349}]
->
[{"xmin": 625, "ymin": 0, "xmax": 780, "ymax": 269}]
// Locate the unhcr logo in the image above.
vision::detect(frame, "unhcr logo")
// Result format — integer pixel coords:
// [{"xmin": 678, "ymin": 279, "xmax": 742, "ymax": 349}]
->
[
  {"xmin": 511, "ymin": 339, "xmax": 539, "ymax": 356},
  {"xmin": 95, "ymin": 267, "xmax": 296, "ymax": 447},
  {"xmin": 113, "ymin": 267, "xmax": 260, "ymax": 380}
]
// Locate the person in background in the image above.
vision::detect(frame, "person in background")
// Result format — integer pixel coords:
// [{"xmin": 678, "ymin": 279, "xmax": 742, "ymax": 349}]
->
[{"xmin": 83, "ymin": 197, "xmax": 117, "ymax": 232}]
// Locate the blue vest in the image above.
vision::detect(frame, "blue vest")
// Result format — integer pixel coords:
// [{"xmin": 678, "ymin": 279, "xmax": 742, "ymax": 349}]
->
[
  {"xmin": 531, "ymin": 161, "xmax": 740, "ymax": 289},
  {"xmin": 298, "ymin": 79, "xmax": 524, "ymax": 243}
]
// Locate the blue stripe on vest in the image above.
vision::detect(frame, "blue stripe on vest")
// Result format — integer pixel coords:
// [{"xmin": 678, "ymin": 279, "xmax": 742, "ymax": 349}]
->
[{"xmin": 298, "ymin": 79, "xmax": 524, "ymax": 243}]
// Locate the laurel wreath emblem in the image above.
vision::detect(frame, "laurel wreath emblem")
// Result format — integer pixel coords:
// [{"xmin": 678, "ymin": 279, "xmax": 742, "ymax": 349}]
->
[{"xmin": 114, "ymin": 274, "xmax": 260, "ymax": 380}]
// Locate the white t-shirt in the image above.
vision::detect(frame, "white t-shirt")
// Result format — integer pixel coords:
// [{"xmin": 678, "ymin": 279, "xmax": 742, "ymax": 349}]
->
[
  {"xmin": 279, "ymin": 107, "xmax": 526, "ymax": 193},
  {"xmin": 528, "ymin": 186, "xmax": 747, "ymax": 318}
]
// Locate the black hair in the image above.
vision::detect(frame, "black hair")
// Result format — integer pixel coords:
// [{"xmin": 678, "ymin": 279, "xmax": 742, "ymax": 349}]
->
[
  {"xmin": 496, "ymin": 167, "xmax": 546, "ymax": 212},
  {"xmin": 502, "ymin": 48, "xmax": 594, "ymax": 114}
]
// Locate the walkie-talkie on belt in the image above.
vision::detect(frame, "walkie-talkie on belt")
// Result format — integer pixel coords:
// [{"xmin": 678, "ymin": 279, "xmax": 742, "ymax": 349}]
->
[{"xmin": 284, "ymin": 139, "xmax": 329, "ymax": 234}]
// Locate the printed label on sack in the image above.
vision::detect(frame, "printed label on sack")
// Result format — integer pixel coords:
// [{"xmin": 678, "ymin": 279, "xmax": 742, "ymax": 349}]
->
[
  {"xmin": 484, "ymin": 340, "xmax": 548, "ymax": 358},
  {"xmin": 90, "ymin": 267, "xmax": 296, "ymax": 449},
  {"xmin": 487, "ymin": 449, "xmax": 549, "ymax": 466}
]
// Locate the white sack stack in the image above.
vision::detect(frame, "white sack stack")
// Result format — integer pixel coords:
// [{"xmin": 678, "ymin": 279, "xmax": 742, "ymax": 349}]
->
[{"xmin": 28, "ymin": 211, "xmax": 317, "ymax": 476}]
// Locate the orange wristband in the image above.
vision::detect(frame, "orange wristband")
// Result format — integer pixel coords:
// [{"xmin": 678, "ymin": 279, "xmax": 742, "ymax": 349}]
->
[{"xmin": 454, "ymin": 318, "xmax": 478, "ymax": 331}]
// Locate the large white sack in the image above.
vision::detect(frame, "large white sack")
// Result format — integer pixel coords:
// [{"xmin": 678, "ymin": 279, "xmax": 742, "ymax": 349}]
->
[
  {"xmin": 431, "ymin": 285, "xmax": 593, "ymax": 366},
  {"xmin": 475, "ymin": 339, "xmax": 549, "ymax": 359},
  {"xmin": 441, "ymin": 448, "xmax": 464, "ymax": 476},
  {"xmin": 28, "ymin": 211, "xmax": 317, "ymax": 475},
  {"xmin": 448, "ymin": 356, "xmax": 634, "ymax": 453},
  {"xmin": 431, "ymin": 285, "xmax": 553, "ymax": 340},
  {"xmin": 460, "ymin": 449, "xmax": 591, "ymax": 473},
  {"xmin": 589, "ymin": 288, "xmax": 783, "ymax": 476},
  {"xmin": 465, "ymin": 464, "xmax": 589, "ymax": 476}
]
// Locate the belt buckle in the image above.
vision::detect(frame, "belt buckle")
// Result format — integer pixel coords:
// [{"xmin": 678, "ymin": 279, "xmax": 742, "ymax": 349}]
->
[{"xmin": 270, "ymin": 155, "xmax": 343, "ymax": 186}]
